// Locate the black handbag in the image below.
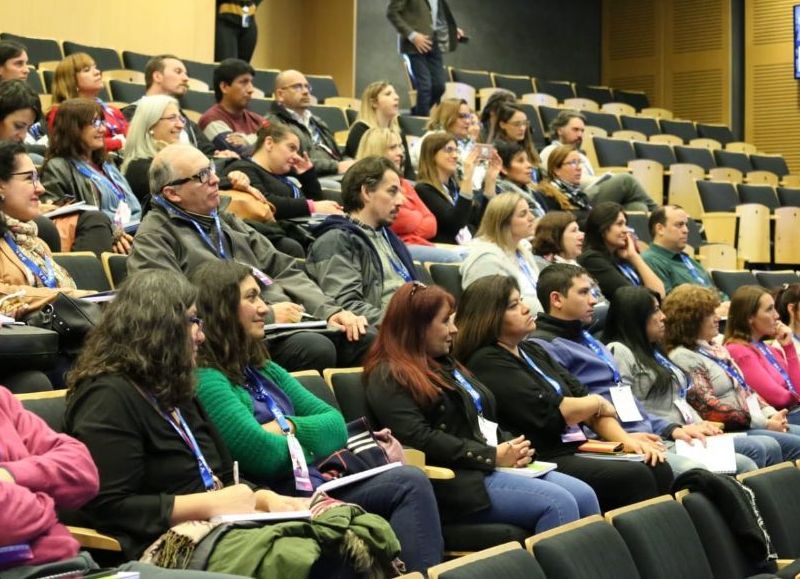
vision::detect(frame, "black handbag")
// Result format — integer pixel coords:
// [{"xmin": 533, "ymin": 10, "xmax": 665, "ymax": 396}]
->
[
  {"xmin": 0, "ymin": 324, "xmax": 59, "ymax": 370},
  {"xmin": 24, "ymin": 293, "xmax": 102, "ymax": 355}
]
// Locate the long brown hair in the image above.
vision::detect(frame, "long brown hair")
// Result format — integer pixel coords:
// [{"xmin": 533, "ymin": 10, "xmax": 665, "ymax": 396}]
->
[
  {"xmin": 44, "ymin": 97, "xmax": 106, "ymax": 165},
  {"xmin": 488, "ymin": 104, "xmax": 541, "ymax": 166},
  {"xmin": 363, "ymin": 282, "xmax": 458, "ymax": 405},
  {"xmin": 724, "ymin": 285, "xmax": 771, "ymax": 344},
  {"xmin": 52, "ymin": 53, "xmax": 96, "ymax": 104},
  {"xmin": 453, "ymin": 275, "xmax": 519, "ymax": 362},
  {"xmin": 416, "ymin": 131, "xmax": 456, "ymax": 198},
  {"xmin": 532, "ymin": 211, "xmax": 577, "ymax": 257}
]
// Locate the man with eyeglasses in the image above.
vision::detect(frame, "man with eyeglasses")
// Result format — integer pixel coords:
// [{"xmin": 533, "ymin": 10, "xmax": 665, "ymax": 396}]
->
[
  {"xmin": 199, "ymin": 58, "xmax": 265, "ymax": 157},
  {"xmin": 268, "ymin": 69, "xmax": 354, "ymax": 179},
  {"xmin": 129, "ymin": 144, "xmax": 373, "ymax": 372}
]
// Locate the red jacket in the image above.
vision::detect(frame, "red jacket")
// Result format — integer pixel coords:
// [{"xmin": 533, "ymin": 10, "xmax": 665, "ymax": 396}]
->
[
  {"xmin": 47, "ymin": 101, "xmax": 129, "ymax": 152},
  {"xmin": 391, "ymin": 178, "xmax": 437, "ymax": 246}
]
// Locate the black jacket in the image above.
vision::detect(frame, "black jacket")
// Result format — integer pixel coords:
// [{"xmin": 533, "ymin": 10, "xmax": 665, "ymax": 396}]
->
[{"xmin": 267, "ymin": 101, "xmax": 341, "ymax": 176}]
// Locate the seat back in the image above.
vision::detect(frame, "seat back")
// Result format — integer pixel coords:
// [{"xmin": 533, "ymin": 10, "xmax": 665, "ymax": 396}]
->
[
  {"xmin": 575, "ymin": 85, "xmax": 614, "ymax": 105},
  {"xmin": 710, "ymin": 270, "xmax": 759, "ymax": 297},
  {"xmin": 777, "ymin": 187, "xmax": 800, "ymax": 207},
  {"xmin": 697, "ymin": 123, "xmax": 736, "ymax": 146},
  {"xmin": 750, "ymin": 154, "xmax": 790, "ymax": 178},
  {"xmin": 774, "ymin": 207, "xmax": 800, "ymax": 266},
  {"xmin": 753, "ymin": 270, "xmax": 800, "ymax": 290},
  {"xmin": 121, "ymin": 50, "xmax": 152, "ymax": 72},
  {"xmin": 429, "ymin": 542, "xmax": 545, "ymax": 579},
  {"xmin": 25, "ymin": 70, "xmax": 45, "ymax": 94},
  {"xmin": 109, "ymin": 80, "xmax": 146, "ymax": 104},
  {"xmin": 528, "ymin": 516, "xmax": 641, "ymax": 579},
  {"xmin": 253, "ymin": 68, "xmax": 280, "ymax": 98},
  {"xmin": 534, "ymin": 79, "xmax": 575, "ymax": 101},
  {"xmin": 613, "ymin": 89, "xmax": 650, "ymax": 111},
  {"xmin": 62, "ymin": 41, "xmax": 122, "ymax": 71},
  {"xmin": 100, "ymin": 252, "xmax": 128, "ymax": 289},
  {"xmin": 697, "ymin": 180, "xmax": 739, "ymax": 212},
  {"xmin": 620, "ymin": 115, "xmax": 660, "ymax": 137},
  {"xmin": 675, "ymin": 146, "xmax": 717, "ymax": 172},
  {"xmin": 515, "ymin": 103, "xmax": 547, "ymax": 150},
  {"xmin": 626, "ymin": 212, "xmax": 652, "ymax": 245},
  {"xmin": 182, "ymin": 59, "xmax": 216, "ymax": 87},
  {"xmin": 52, "ymin": 252, "xmax": 112, "ymax": 291},
  {"xmin": 583, "ymin": 111, "xmax": 622, "ymax": 135},
  {"xmin": 323, "ymin": 368, "xmax": 377, "ymax": 426},
  {"xmin": 660, "ymin": 119, "xmax": 698, "ymax": 143},
  {"xmin": 633, "ymin": 141, "xmax": 676, "ymax": 167},
  {"xmin": 1, "ymin": 33, "xmax": 63, "ymax": 66},
  {"xmin": 593, "ymin": 137, "xmax": 635, "ymax": 167},
  {"xmin": 537, "ymin": 106, "xmax": 562, "ymax": 135},
  {"xmin": 714, "ymin": 150, "xmax": 753, "ymax": 174},
  {"xmin": 290, "ymin": 370, "xmax": 340, "ymax": 410},
  {"xmin": 739, "ymin": 463, "xmax": 800, "ymax": 558},
  {"xmin": 179, "ymin": 90, "xmax": 216, "ymax": 114},
  {"xmin": 308, "ymin": 105, "xmax": 348, "ymax": 134},
  {"xmin": 306, "ymin": 74, "xmax": 339, "ymax": 103},
  {"xmin": 490, "ymin": 73, "xmax": 534, "ymax": 97},
  {"xmin": 398, "ymin": 115, "xmax": 429, "ymax": 137},
  {"xmin": 17, "ymin": 389, "xmax": 68, "ymax": 433},
  {"xmin": 606, "ymin": 496, "xmax": 714, "ymax": 579},
  {"xmin": 427, "ymin": 263, "xmax": 463, "ymax": 302},
  {"xmin": 737, "ymin": 184, "xmax": 779, "ymax": 212}
]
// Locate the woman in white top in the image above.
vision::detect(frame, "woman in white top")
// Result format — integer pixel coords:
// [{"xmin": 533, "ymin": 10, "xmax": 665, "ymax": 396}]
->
[{"xmin": 460, "ymin": 192, "xmax": 543, "ymax": 314}]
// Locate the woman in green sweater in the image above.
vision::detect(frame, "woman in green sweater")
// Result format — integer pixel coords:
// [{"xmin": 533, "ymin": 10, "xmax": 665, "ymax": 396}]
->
[{"xmin": 192, "ymin": 261, "xmax": 443, "ymax": 573}]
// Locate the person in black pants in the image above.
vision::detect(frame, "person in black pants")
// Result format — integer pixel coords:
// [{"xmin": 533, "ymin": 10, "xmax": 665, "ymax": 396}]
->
[
  {"xmin": 454, "ymin": 274, "xmax": 674, "ymax": 512},
  {"xmin": 215, "ymin": 0, "xmax": 263, "ymax": 62}
]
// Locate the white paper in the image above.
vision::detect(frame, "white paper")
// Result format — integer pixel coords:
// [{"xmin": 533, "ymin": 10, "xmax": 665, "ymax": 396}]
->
[
  {"xmin": 209, "ymin": 510, "xmax": 312, "ymax": 524},
  {"xmin": 609, "ymin": 386, "xmax": 644, "ymax": 422},
  {"xmin": 478, "ymin": 415, "xmax": 499, "ymax": 446},
  {"xmin": 43, "ymin": 201, "xmax": 98, "ymax": 218},
  {"xmin": 315, "ymin": 462, "xmax": 403, "ymax": 494},
  {"xmin": 496, "ymin": 461, "xmax": 558, "ymax": 478},
  {"xmin": 674, "ymin": 435, "xmax": 737, "ymax": 474},
  {"xmin": 264, "ymin": 320, "xmax": 328, "ymax": 332}
]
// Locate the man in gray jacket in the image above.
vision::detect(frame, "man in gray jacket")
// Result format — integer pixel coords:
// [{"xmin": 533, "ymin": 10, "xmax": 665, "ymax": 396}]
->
[{"xmin": 128, "ymin": 143, "xmax": 371, "ymax": 371}]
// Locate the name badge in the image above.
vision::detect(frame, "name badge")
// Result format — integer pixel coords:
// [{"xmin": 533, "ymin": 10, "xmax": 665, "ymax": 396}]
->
[
  {"xmin": 674, "ymin": 398, "xmax": 696, "ymax": 424},
  {"xmin": 561, "ymin": 424, "xmax": 588, "ymax": 443},
  {"xmin": 287, "ymin": 433, "xmax": 313, "ymax": 492},
  {"xmin": 745, "ymin": 394, "xmax": 766, "ymax": 422},
  {"xmin": 455, "ymin": 226, "xmax": 473, "ymax": 246},
  {"xmin": 478, "ymin": 415, "xmax": 498, "ymax": 446},
  {"xmin": 242, "ymin": 14, "xmax": 251, "ymax": 28},
  {"xmin": 609, "ymin": 385, "xmax": 644, "ymax": 423},
  {"xmin": 114, "ymin": 200, "xmax": 132, "ymax": 227}
]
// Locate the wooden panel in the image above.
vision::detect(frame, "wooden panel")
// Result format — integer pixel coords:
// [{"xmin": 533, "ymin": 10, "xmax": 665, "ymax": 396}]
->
[
  {"xmin": 753, "ymin": 1, "xmax": 794, "ymax": 45},
  {"xmin": 671, "ymin": 69, "xmax": 725, "ymax": 123},
  {"xmin": 671, "ymin": 0, "xmax": 724, "ymax": 53},
  {"xmin": 608, "ymin": 0, "xmax": 657, "ymax": 60}
]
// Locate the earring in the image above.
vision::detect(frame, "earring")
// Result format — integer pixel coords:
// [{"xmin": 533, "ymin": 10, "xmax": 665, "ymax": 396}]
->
[{"xmin": 148, "ymin": 130, "xmax": 154, "ymax": 136}]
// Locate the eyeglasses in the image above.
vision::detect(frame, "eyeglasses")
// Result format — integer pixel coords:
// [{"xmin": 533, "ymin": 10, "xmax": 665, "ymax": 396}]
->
[
  {"xmin": 506, "ymin": 120, "xmax": 530, "ymax": 127},
  {"xmin": 91, "ymin": 118, "xmax": 104, "ymax": 129},
  {"xmin": 165, "ymin": 163, "xmax": 217, "ymax": 187},
  {"xmin": 561, "ymin": 159, "xmax": 582, "ymax": 168},
  {"xmin": 283, "ymin": 82, "xmax": 312, "ymax": 93},
  {"xmin": 409, "ymin": 281, "xmax": 427, "ymax": 298},
  {"xmin": 442, "ymin": 146, "xmax": 459, "ymax": 155},
  {"xmin": 10, "ymin": 170, "xmax": 40, "ymax": 186},
  {"xmin": 457, "ymin": 113, "xmax": 472, "ymax": 119},
  {"xmin": 158, "ymin": 113, "xmax": 182, "ymax": 123},
  {"xmin": 188, "ymin": 315, "xmax": 204, "ymax": 329}
]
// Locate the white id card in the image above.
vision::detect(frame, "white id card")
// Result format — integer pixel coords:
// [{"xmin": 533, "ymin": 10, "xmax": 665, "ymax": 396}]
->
[
  {"xmin": 455, "ymin": 226, "xmax": 473, "ymax": 246},
  {"xmin": 287, "ymin": 433, "xmax": 313, "ymax": 492},
  {"xmin": 561, "ymin": 424, "xmax": 588, "ymax": 443},
  {"xmin": 609, "ymin": 385, "xmax": 644, "ymax": 423},
  {"xmin": 478, "ymin": 415, "xmax": 498, "ymax": 446},
  {"xmin": 745, "ymin": 394, "xmax": 766, "ymax": 422},
  {"xmin": 114, "ymin": 200, "xmax": 131, "ymax": 227},
  {"xmin": 674, "ymin": 398, "xmax": 696, "ymax": 424},
  {"xmin": 242, "ymin": 14, "xmax": 251, "ymax": 27}
]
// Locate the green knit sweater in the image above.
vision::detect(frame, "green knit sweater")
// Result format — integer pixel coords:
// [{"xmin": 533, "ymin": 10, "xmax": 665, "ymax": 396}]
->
[{"xmin": 195, "ymin": 362, "xmax": 347, "ymax": 482}]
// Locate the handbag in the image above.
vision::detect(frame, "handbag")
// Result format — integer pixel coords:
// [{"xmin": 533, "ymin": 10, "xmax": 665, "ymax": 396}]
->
[
  {"xmin": 221, "ymin": 189, "xmax": 276, "ymax": 223},
  {"xmin": 316, "ymin": 417, "xmax": 406, "ymax": 480},
  {"xmin": 24, "ymin": 293, "xmax": 102, "ymax": 355}
]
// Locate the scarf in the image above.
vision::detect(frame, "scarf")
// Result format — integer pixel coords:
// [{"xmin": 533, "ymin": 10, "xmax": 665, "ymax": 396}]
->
[
  {"xmin": 552, "ymin": 177, "xmax": 592, "ymax": 210},
  {"xmin": 2, "ymin": 215, "xmax": 76, "ymax": 289}
]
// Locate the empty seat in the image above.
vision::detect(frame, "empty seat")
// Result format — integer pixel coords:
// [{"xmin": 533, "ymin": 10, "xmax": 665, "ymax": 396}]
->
[
  {"xmin": 179, "ymin": 90, "xmax": 216, "ymax": 114},
  {"xmin": 428, "ymin": 542, "xmax": 545, "ymax": 579},
  {"xmin": 490, "ymin": 73, "xmax": 534, "ymax": 97},
  {"xmin": 593, "ymin": 137, "xmax": 636, "ymax": 167},
  {"xmin": 109, "ymin": 80, "xmax": 146, "ymax": 104},
  {"xmin": 449, "ymin": 68, "xmax": 492, "ymax": 90},
  {"xmin": 739, "ymin": 463, "xmax": 800, "ymax": 559},
  {"xmin": 660, "ymin": 119, "xmax": 698, "ymax": 143},
  {"xmin": 633, "ymin": 142, "xmax": 676, "ymax": 167},
  {"xmin": 183, "ymin": 59, "xmax": 216, "ymax": 87},
  {"xmin": 306, "ymin": 74, "xmax": 339, "ymax": 102},
  {"xmin": 777, "ymin": 187, "xmax": 800, "ymax": 207},
  {"xmin": 697, "ymin": 180, "xmax": 739, "ymax": 212},
  {"xmin": 575, "ymin": 84, "xmax": 614, "ymax": 105},
  {"xmin": 308, "ymin": 105, "xmax": 348, "ymax": 134},
  {"xmin": 750, "ymin": 155, "xmax": 791, "ymax": 178},
  {"xmin": 711, "ymin": 270, "xmax": 759, "ymax": 297},
  {"xmin": 754, "ymin": 270, "xmax": 800, "ymax": 290},
  {"xmin": 737, "ymin": 184, "xmax": 779, "ymax": 213},
  {"xmin": 100, "ymin": 252, "xmax": 128, "ymax": 289},
  {"xmin": 0, "ymin": 33, "xmax": 62, "ymax": 66},
  {"xmin": 253, "ymin": 68, "xmax": 280, "ymax": 97},
  {"xmin": 62, "ymin": 41, "xmax": 122, "ymax": 71},
  {"xmin": 714, "ymin": 150, "xmax": 753, "ymax": 174},
  {"xmin": 675, "ymin": 146, "xmax": 717, "ymax": 172},
  {"xmin": 537, "ymin": 106, "xmax": 562, "ymax": 134},
  {"xmin": 697, "ymin": 123, "xmax": 736, "ymax": 146},
  {"xmin": 583, "ymin": 111, "xmax": 622, "ymax": 135},
  {"xmin": 534, "ymin": 79, "xmax": 575, "ymax": 101},
  {"xmin": 121, "ymin": 50, "xmax": 152, "ymax": 72},
  {"xmin": 613, "ymin": 89, "xmax": 650, "ymax": 111},
  {"xmin": 620, "ymin": 115, "xmax": 660, "ymax": 138},
  {"xmin": 398, "ymin": 115, "xmax": 429, "ymax": 137}
]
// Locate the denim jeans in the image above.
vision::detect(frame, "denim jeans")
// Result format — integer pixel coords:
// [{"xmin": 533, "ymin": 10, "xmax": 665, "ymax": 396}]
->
[
  {"xmin": 749, "ymin": 429, "xmax": 800, "ymax": 461},
  {"xmin": 734, "ymin": 434, "xmax": 782, "ymax": 468},
  {"xmin": 332, "ymin": 465, "xmax": 443, "ymax": 572},
  {"xmin": 405, "ymin": 47, "xmax": 446, "ymax": 116},
  {"xmin": 456, "ymin": 470, "xmax": 600, "ymax": 534}
]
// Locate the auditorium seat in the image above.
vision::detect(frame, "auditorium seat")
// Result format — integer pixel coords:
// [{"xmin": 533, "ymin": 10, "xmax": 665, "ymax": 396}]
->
[
  {"xmin": 583, "ymin": 111, "xmax": 622, "ymax": 135},
  {"xmin": 696, "ymin": 123, "xmax": 736, "ymax": 146},
  {"xmin": 575, "ymin": 84, "xmax": 614, "ymax": 105},
  {"xmin": 490, "ymin": 73, "xmax": 534, "ymax": 97},
  {"xmin": 777, "ymin": 187, "xmax": 800, "ymax": 207},
  {"xmin": 633, "ymin": 142, "xmax": 677, "ymax": 168},
  {"xmin": 306, "ymin": 74, "xmax": 339, "ymax": 103},
  {"xmin": 398, "ymin": 115, "xmax": 429, "ymax": 137},
  {"xmin": 534, "ymin": 79, "xmax": 575, "ymax": 101},
  {"xmin": 109, "ymin": 80, "xmax": 146, "ymax": 104},
  {"xmin": 753, "ymin": 270, "xmax": 800, "ymax": 290},
  {"xmin": 179, "ymin": 90, "xmax": 216, "ymax": 114},
  {"xmin": 620, "ymin": 115, "xmax": 660, "ymax": 138},
  {"xmin": 121, "ymin": 50, "xmax": 152, "ymax": 72},
  {"xmin": 308, "ymin": 105, "xmax": 349, "ymax": 135},
  {"xmin": 601, "ymin": 103, "xmax": 636, "ymax": 117},
  {"xmin": 563, "ymin": 97, "xmax": 599, "ymax": 112},
  {"xmin": 428, "ymin": 542, "xmax": 545, "ymax": 579},
  {"xmin": 515, "ymin": 103, "xmax": 547, "ymax": 150},
  {"xmin": 449, "ymin": 68, "xmax": 492, "ymax": 91},
  {"xmin": 674, "ymin": 146, "xmax": 717, "ymax": 172},
  {"xmin": 0, "ymin": 33, "xmax": 62, "ymax": 66},
  {"xmin": 63, "ymin": 41, "xmax": 122, "ymax": 71},
  {"xmin": 660, "ymin": 119, "xmax": 698, "ymax": 143},
  {"xmin": 25, "ymin": 69, "xmax": 45, "ymax": 95},
  {"xmin": 537, "ymin": 105, "xmax": 562, "ymax": 134},
  {"xmin": 592, "ymin": 137, "xmax": 635, "ymax": 168},
  {"xmin": 613, "ymin": 89, "xmax": 650, "ymax": 111},
  {"xmin": 737, "ymin": 184, "xmax": 779, "ymax": 213},
  {"xmin": 750, "ymin": 154, "xmax": 791, "ymax": 179},
  {"xmin": 183, "ymin": 59, "xmax": 216, "ymax": 87},
  {"xmin": 714, "ymin": 150, "xmax": 753, "ymax": 174},
  {"xmin": 254, "ymin": 68, "xmax": 280, "ymax": 98},
  {"xmin": 711, "ymin": 270, "xmax": 759, "ymax": 297},
  {"xmin": 52, "ymin": 252, "xmax": 112, "ymax": 292}
]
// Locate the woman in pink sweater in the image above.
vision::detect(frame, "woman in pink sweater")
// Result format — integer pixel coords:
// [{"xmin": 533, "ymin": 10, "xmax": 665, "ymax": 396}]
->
[{"xmin": 725, "ymin": 285, "xmax": 800, "ymax": 424}]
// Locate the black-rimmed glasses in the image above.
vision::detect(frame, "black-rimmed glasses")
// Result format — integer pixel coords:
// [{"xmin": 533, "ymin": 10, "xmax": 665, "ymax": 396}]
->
[{"xmin": 165, "ymin": 163, "xmax": 216, "ymax": 187}]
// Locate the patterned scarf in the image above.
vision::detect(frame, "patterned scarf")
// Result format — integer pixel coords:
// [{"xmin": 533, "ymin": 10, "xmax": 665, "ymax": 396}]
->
[{"xmin": 3, "ymin": 215, "xmax": 76, "ymax": 289}]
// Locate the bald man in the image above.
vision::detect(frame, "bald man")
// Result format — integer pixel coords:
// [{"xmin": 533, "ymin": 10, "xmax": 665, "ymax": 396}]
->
[{"xmin": 267, "ymin": 69, "xmax": 354, "ymax": 177}]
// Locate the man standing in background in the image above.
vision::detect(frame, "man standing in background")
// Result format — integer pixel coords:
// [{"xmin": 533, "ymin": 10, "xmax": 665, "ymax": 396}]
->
[
  {"xmin": 215, "ymin": 0, "xmax": 263, "ymax": 62},
  {"xmin": 387, "ymin": 0, "xmax": 463, "ymax": 116}
]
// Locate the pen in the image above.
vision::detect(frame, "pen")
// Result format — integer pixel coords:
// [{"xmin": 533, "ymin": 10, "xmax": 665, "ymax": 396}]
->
[{"xmin": 233, "ymin": 460, "xmax": 239, "ymax": 485}]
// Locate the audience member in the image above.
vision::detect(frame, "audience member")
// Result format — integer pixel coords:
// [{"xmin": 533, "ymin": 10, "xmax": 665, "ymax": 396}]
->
[
  {"xmin": 356, "ymin": 127, "xmax": 463, "ymax": 263},
  {"xmin": 0, "ymin": 40, "xmax": 29, "ymax": 81},
  {"xmin": 48, "ymin": 53, "xmax": 128, "ymax": 152},
  {"xmin": 775, "ymin": 283, "xmax": 800, "ymax": 359},
  {"xmin": 215, "ymin": 0, "xmax": 262, "ymax": 62},
  {"xmin": 306, "ymin": 156, "xmax": 416, "ymax": 325},
  {"xmin": 122, "ymin": 54, "xmax": 221, "ymax": 157},
  {"xmin": 455, "ymin": 275, "xmax": 673, "ymax": 511},
  {"xmin": 725, "ymin": 285, "xmax": 800, "ymax": 422},
  {"xmin": 128, "ymin": 144, "xmax": 371, "ymax": 372},
  {"xmin": 365, "ymin": 281, "xmax": 601, "ymax": 534},
  {"xmin": 41, "ymin": 98, "xmax": 140, "ymax": 254},
  {"xmin": 535, "ymin": 145, "xmax": 593, "ymax": 222},
  {"xmin": 577, "ymin": 202, "xmax": 665, "ymax": 299},
  {"xmin": 605, "ymin": 285, "xmax": 781, "ymax": 473},
  {"xmin": 460, "ymin": 193, "xmax": 543, "ymax": 314},
  {"xmin": 0, "ymin": 80, "xmax": 41, "ymax": 144},
  {"xmin": 64, "ymin": 270, "xmax": 384, "ymax": 577},
  {"xmin": 478, "ymin": 90, "xmax": 515, "ymax": 142},
  {"xmin": 269, "ymin": 70, "xmax": 353, "ymax": 178},
  {"xmin": 531, "ymin": 211, "xmax": 584, "ymax": 268},
  {"xmin": 415, "ymin": 132, "xmax": 498, "ymax": 244},
  {"xmin": 345, "ymin": 81, "xmax": 413, "ymax": 179},
  {"xmin": 192, "ymin": 261, "xmax": 444, "ymax": 573},
  {"xmin": 494, "ymin": 140, "xmax": 549, "ymax": 218},
  {"xmin": 540, "ymin": 110, "xmax": 657, "ymax": 211},
  {"xmin": 386, "ymin": 0, "xmax": 462, "ymax": 116},
  {"xmin": 530, "ymin": 263, "xmax": 707, "ymax": 476},
  {"xmin": 409, "ymin": 98, "xmax": 472, "ymax": 170},
  {"xmin": 199, "ymin": 58, "xmax": 264, "ymax": 156},
  {"xmin": 663, "ymin": 284, "xmax": 800, "ymax": 463},
  {"xmin": 487, "ymin": 104, "xmax": 542, "ymax": 176}
]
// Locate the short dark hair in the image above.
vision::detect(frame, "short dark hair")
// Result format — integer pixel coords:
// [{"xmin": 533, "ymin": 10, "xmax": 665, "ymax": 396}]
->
[
  {"xmin": 0, "ymin": 79, "xmax": 41, "ymax": 123},
  {"xmin": 340, "ymin": 156, "xmax": 400, "ymax": 213},
  {"xmin": 584, "ymin": 201, "xmax": 625, "ymax": 253},
  {"xmin": 647, "ymin": 204, "xmax": 685, "ymax": 238},
  {"xmin": 213, "ymin": 58, "xmax": 255, "ymax": 102},
  {"xmin": 532, "ymin": 211, "xmax": 578, "ymax": 257},
  {"xmin": 536, "ymin": 262, "xmax": 589, "ymax": 313},
  {"xmin": 144, "ymin": 54, "xmax": 181, "ymax": 89},
  {"xmin": 0, "ymin": 41, "xmax": 26, "ymax": 68},
  {"xmin": 494, "ymin": 138, "xmax": 526, "ymax": 169},
  {"xmin": 549, "ymin": 109, "xmax": 585, "ymax": 139}
]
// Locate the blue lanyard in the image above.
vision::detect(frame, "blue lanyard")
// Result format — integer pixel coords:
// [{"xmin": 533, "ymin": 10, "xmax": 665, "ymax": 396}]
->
[
  {"xmin": 581, "ymin": 330, "xmax": 621, "ymax": 384},
  {"xmin": 97, "ymin": 99, "xmax": 121, "ymax": 134},
  {"xmin": 697, "ymin": 349, "xmax": 749, "ymax": 392},
  {"xmin": 381, "ymin": 229, "xmax": 412, "ymax": 282},
  {"xmin": 446, "ymin": 180, "xmax": 460, "ymax": 205},
  {"xmin": 154, "ymin": 197, "xmax": 227, "ymax": 259},
  {"xmin": 515, "ymin": 251, "xmax": 537, "ymax": 291},
  {"xmin": 452, "ymin": 368, "xmax": 484, "ymax": 415},
  {"xmin": 654, "ymin": 351, "xmax": 691, "ymax": 398},
  {"xmin": 616, "ymin": 261, "xmax": 641, "ymax": 286},
  {"xmin": 752, "ymin": 341, "xmax": 799, "ymax": 396},
  {"xmin": 4, "ymin": 233, "xmax": 57, "ymax": 288},
  {"xmin": 72, "ymin": 161, "xmax": 127, "ymax": 203},
  {"xmin": 519, "ymin": 347, "xmax": 562, "ymax": 395},
  {"xmin": 244, "ymin": 366, "xmax": 292, "ymax": 433},
  {"xmin": 678, "ymin": 253, "xmax": 708, "ymax": 286},
  {"xmin": 278, "ymin": 175, "xmax": 301, "ymax": 199}
]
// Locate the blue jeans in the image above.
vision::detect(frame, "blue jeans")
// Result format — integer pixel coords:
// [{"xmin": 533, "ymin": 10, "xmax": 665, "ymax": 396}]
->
[
  {"xmin": 787, "ymin": 407, "xmax": 800, "ymax": 425},
  {"xmin": 458, "ymin": 470, "xmax": 600, "ymax": 534},
  {"xmin": 407, "ymin": 244, "xmax": 467, "ymax": 264},
  {"xmin": 406, "ymin": 47, "xmax": 446, "ymax": 116},
  {"xmin": 332, "ymin": 466, "xmax": 443, "ymax": 572},
  {"xmin": 733, "ymin": 434, "xmax": 782, "ymax": 469},
  {"xmin": 749, "ymin": 429, "xmax": 800, "ymax": 461}
]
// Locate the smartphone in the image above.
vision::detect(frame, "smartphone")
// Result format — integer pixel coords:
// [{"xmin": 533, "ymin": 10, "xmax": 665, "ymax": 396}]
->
[{"xmin": 475, "ymin": 144, "xmax": 494, "ymax": 161}]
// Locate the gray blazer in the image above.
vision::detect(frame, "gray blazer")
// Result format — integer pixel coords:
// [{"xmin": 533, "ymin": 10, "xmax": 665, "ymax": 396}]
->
[{"xmin": 387, "ymin": 0, "xmax": 459, "ymax": 54}]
